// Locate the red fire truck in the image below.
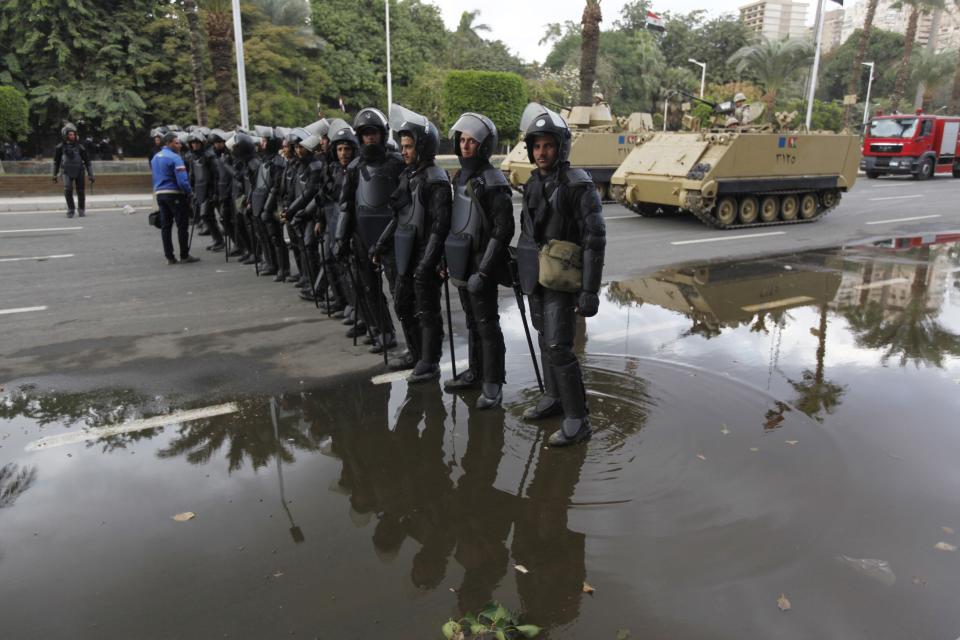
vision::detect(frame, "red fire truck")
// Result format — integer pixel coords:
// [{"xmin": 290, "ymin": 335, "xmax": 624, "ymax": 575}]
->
[{"xmin": 861, "ymin": 110, "xmax": 960, "ymax": 180}]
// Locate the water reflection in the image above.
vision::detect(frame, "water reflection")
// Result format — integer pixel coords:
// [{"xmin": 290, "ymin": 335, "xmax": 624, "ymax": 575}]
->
[{"xmin": 0, "ymin": 463, "xmax": 37, "ymax": 509}]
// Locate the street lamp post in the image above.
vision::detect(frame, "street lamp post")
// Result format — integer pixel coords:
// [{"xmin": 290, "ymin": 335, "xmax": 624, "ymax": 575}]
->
[
  {"xmin": 385, "ymin": 0, "xmax": 393, "ymax": 116},
  {"xmin": 861, "ymin": 61, "xmax": 875, "ymax": 130},
  {"xmin": 688, "ymin": 59, "xmax": 706, "ymax": 98},
  {"xmin": 805, "ymin": 0, "xmax": 827, "ymax": 130},
  {"xmin": 231, "ymin": 0, "xmax": 249, "ymax": 129}
]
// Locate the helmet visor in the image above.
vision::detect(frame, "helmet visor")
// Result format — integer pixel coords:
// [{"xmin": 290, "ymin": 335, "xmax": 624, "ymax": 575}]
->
[
  {"xmin": 305, "ymin": 119, "xmax": 330, "ymax": 138},
  {"xmin": 519, "ymin": 102, "xmax": 566, "ymax": 133},
  {"xmin": 253, "ymin": 125, "xmax": 273, "ymax": 139},
  {"xmin": 389, "ymin": 103, "xmax": 429, "ymax": 135},
  {"xmin": 449, "ymin": 113, "xmax": 492, "ymax": 144}
]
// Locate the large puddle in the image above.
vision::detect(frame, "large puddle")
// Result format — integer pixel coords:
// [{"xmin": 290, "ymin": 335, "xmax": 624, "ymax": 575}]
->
[{"xmin": 4, "ymin": 234, "xmax": 960, "ymax": 638}]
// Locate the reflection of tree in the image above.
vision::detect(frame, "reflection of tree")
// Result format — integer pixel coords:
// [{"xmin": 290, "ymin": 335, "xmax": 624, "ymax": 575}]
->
[
  {"xmin": 157, "ymin": 399, "xmax": 319, "ymax": 472},
  {"xmin": 844, "ymin": 248, "xmax": 960, "ymax": 368},
  {"xmin": 0, "ymin": 463, "xmax": 38, "ymax": 509},
  {"xmin": 0, "ymin": 388, "xmax": 148, "ymax": 429},
  {"xmin": 604, "ymin": 281, "xmax": 640, "ymax": 308},
  {"xmin": 789, "ymin": 304, "xmax": 846, "ymax": 422}
]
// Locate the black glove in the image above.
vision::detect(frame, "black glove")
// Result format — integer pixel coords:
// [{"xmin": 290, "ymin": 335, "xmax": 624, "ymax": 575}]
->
[
  {"xmin": 368, "ymin": 245, "xmax": 381, "ymax": 264},
  {"xmin": 466, "ymin": 272, "xmax": 486, "ymax": 294},
  {"xmin": 576, "ymin": 291, "xmax": 599, "ymax": 317},
  {"xmin": 88, "ymin": 175, "xmax": 95, "ymax": 184},
  {"xmin": 334, "ymin": 240, "xmax": 348, "ymax": 260},
  {"xmin": 52, "ymin": 176, "xmax": 57, "ymax": 183}
]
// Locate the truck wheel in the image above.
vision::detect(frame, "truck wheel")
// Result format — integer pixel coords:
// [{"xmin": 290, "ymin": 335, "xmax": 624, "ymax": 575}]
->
[
  {"xmin": 914, "ymin": 158, "xmax": 934, "ymax": 180},
  {"xmin": 866, "ymin": 171, "xmax": 880, "ymax": 179},
  {"xmin": 715, "ymin": 196, "xmax": 738, "ymax": 225},
  {"xmin": 953, "ymin": 162, "xmax": 960, "ymax": 178},
  {"xmin": 738, "ymin": 197, "xmax": 759, "ymax": 224},
  {"xmin": 760, "ymin": 196, "xmax": 779, "ymax": 222},
  {"xmin": 799, "ymin": 193, "xmax": 818, "ymax": 219}
]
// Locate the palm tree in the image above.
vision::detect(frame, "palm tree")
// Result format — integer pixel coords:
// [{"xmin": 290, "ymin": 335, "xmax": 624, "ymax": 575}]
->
[
  {"xmin": 455, "ymin": 9, "xmax": 491, "ymax": 43},
  {"xmin": 890, "ymin": 0, "xmax": 944, "ymax": 112},
  {"xmin": 0, "ymin": 464, "xmax": 38, "ymax": 509},
  {"xmin": 844, "ymin": 0, "xmax": 879, "ymax": 126},
  {"xmin": 201, "ymin": 0, "xmax": 238, "ymax": 127},
  {"xmin": 183, "ymin": 0, "xmax": 209, "ymax": 126},
  {"xmin": 579, "ymin": 0, "xmax": 603, "ymax": 106},
  {"xmin": 910, "ymin": 48, "xmax": 955, "ymax": 110},
  {"xmin": 253, "ymin": 0, "xmax": 309, "ymax": 26},
  {"xmin": 913, "ymin": 4, "xmax": 944, "ymax": 108},
  {"xmin": 788, "ymin": 304, "xmax": 846, "ymax": 422},
  {"xmin": 729, "ymin": 37, "xmax": 813, "ymax": 116}
]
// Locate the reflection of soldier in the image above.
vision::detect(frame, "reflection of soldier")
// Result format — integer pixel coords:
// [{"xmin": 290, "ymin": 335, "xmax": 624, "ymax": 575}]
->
[{"xmin": 512, "ymin": 441, "xmax": 588, "ymax": 628}]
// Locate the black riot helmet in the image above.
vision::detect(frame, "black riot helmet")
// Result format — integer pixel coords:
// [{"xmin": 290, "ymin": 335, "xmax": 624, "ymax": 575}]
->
[
  {"xmin": 353, "ymin": 108, "xmax": 388, "ymax": 144},
  {"xmin": 327, "ymin": 119, "xmax": 358, "ymax": 155},
  {"xmin": 520, "ymin": 102, "xmax": 572, "ymax": 164},
  {"xmin": 176, "ymin": 131, "xmax": 191, "ymax": 147},
  {"xmin": 187, "ymin": 131, "xmax": 206, "ymax": 146},
  {"xmin": 449, "ymin": 112, "xmax": 498, "ymax": 161},
  {"xmin": 61, "ymin": 123, "xmax": 78, "ymax": 141},
  {"xmin": 197, "ymin": 126, "xmax": 212, "ymax": 137},
  {"xmin": 207, "ymin": 128, "xmax": 228, "ymax": 144},
  {"xmin": 149, "ymin": 126, "xmax": 168, "ymax": 139},
  {"xmin": 232, "ymin": 130, "xmax": 257, "ymax": 159},
  {"xmin": 254, "ymin": 125, "xmax": 281, "ymax": 153},
  {"xmin": 389, "ymin": 103, "xmax": 439, "ymax": 161},
  {"xmin": 284, "ymin": 127, "xmax": 306, "ymax": 147}
]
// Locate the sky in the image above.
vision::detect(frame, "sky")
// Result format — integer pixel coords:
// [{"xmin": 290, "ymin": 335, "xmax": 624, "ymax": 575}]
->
[{"xmin": 435, "ymin": 0, "xmax": 828, "ymax": 63}]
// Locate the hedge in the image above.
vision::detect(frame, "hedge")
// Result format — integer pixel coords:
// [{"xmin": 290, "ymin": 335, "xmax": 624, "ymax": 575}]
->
[
  {"xmin": 0, "ymin": 85, "xmax": 29, "ymax": 142},
  {"xmin": 443, "ymin": 71, "xmax": 527, "ymax": 142}
]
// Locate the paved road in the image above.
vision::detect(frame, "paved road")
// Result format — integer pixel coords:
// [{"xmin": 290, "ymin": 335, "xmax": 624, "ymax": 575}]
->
[{"xmin": 2, "ymin": 175, "xmax": 958, "ymax": 392}]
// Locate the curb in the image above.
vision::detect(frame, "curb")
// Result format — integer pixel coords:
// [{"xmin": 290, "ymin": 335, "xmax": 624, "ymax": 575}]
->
[{"xmin": 0, "ymin": 195, "xmax": 155, "ymax": 213}]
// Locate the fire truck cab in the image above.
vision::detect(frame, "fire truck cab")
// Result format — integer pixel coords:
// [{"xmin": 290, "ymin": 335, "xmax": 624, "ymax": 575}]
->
[{"xmin": 861, "ymin": 110, "xmax": 960, "ymax": 180}]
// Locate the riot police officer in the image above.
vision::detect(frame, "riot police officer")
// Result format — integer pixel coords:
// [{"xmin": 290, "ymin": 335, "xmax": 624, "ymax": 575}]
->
[
  {"xmin": 515, "ymin": 103, "xmax": 606, "ymax": 446},
  {"xmin": 335, "ymin": 108, "xmax": 405, "ymax": 355},
  {"xmin": 443, "ymin": 113, "xmax": 515, "ymax": 409},
  {"xmin": 370, "ymin": 105, "xmax": 451, "ymax": 378},
  {"xmin": 53, "ymin": 123, "xmax": 94, "ymax": 218},
  {"xmin": 323, "ymin": 121, "xmax": 361, "ymax": 327},
  {"xmin": 248, "ymin": 125, "xmax": 286, "ymax": 276},
  {"xmin": 210, "ymin": 129, "xmax": 244, "ymax": 257},
  {"xmin": 282, "ymin": 130, "xmax": 327, "ymax": 295},
  {"xmin": 233, "ymin": 130, "xmax": 260, "ymax": 266},
  {"xmin": 187, "ymin": 131, "xmax": 224, "ymax": 252}
]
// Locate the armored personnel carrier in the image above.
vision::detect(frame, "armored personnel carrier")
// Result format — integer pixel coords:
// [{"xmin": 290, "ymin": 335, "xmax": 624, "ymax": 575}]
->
[
  {"xmin": 610, "ymin": 99, "xmax": 861, "ymax": 229},
  {"xmin": 501, "ymin": 104, "xmax": 652, "ymax": 199}
]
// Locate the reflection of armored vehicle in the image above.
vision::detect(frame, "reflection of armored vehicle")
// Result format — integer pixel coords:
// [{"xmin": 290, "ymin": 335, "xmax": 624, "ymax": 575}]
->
[
  {"xmin": 610, "ymin": 98, "xmax": 861, "ymax": 229},
  {"xmin": 501, "ymin": 104, "xmax": 653, "ymax": 199},
  {"xmin": 609, "ymin": 255, "xmax": 842, "ymax": 336}
]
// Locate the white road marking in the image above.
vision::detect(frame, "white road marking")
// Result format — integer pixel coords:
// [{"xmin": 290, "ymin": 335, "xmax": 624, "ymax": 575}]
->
[
  {"xmin": 0, "ymin": 254, "xmax": 74, "ymax": 263},
  {"xmin": 865, "ymin": 214, "xmax": 941, "ymax": 225},
  {"xmin": 0, "ymin": 207, "xmax": 146, "ymax": 216},
  {"xmin": 605, "ymin": 214, "xmax": 637, "ymax": 221},
  {"xmin": 854, "ymin": 277, "xmax": 911, "ymax": 290},
  {"xmin": 371, "ymin": 358, "xmax": 470, "ymax": 385},
  {"xmin": 869, "ymin": 195, "xmax": 925, "ymax": 202},
  {"xmin": 0, "ymin": 226, "xmax": 82, "ymax": 233},
  {"xmin": 25, "ymin": 402, "xmax": 240, "ymax": 452},
  {"xmin": 671, "ymin": 231, "xmax": 785, "ymax": 246},
  {"xmin": 0, "ymin": 305, "xmax": 48, "ymax": 316}
]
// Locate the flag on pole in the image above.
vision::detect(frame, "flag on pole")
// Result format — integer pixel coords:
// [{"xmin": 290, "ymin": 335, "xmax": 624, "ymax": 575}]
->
[{"xmin": 645, "ymin": 10, "xmax": 665, "ymax": 32}]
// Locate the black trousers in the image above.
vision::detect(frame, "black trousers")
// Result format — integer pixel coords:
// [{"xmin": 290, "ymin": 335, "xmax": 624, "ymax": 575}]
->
[
  {"xmin": 63, "ymin": 175, "xmax": 85, "ymax": 212},
  {"xmin": 157, "ymin": 193, "xmax": 191, "ymax": 259},
  {"xmin": 458, "ymin": 279, "xmax": 505, "ymax": 384},
  {"xmin": 529, "ymin": 287, "xmax": 587, "ymax": 419}
]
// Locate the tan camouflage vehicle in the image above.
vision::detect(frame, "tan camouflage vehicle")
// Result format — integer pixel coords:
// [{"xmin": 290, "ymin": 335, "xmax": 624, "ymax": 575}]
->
[{"xmin": 501, "ymin": 103, "xmax": 652, "ymax": 199}]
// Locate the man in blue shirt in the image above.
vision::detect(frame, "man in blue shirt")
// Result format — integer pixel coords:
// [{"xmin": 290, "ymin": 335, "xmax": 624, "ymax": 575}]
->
[{"xmin": 151, "ymin": 132, "xmax": 200, "ymax": 265}]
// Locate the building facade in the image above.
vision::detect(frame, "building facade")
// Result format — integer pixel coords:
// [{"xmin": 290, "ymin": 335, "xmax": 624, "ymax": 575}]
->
[{"xmin": 739, "ymin": 0, "xmax": 810, "ymax": 40}]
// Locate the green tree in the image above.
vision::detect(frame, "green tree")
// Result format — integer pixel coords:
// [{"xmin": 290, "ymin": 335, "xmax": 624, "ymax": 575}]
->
[
  {"xmin": 0, "ymin": 85, "xmax": 29, "ymax": 142},
  {"xmin": 889, "ymin": 0, "xmax": 944, "ymax": 111},
  {"xmin": 729, "ymin": 37, "xmax": 814, "ymax": 115},
  {"xmin": 658, "ymin": 10, "xmax": 756, "ymax": 86},
  {"xmin": 819, "ymin": 28, "xmax": 905, "ymax": 104},
  {"xmin": 201, "ymin": 0, "xmax": 239, "ymax": 127},
  {"xmin": 183, "ymin": 0, "xmax": 209, "ymax": 126},
  {"xmin": 908, "ymin": 48, "xmax": 955, "ymax": 110},
  {"xmin": 443, "ymin": 71, "xmax": 527, "ymax": 142},
  {"xmin": 844, "ymin": 0, "xmax": 879, "ymax": 125},
  {"xmin": 579, "ymin": 0, "xmax": 602, "ymax": 106}
]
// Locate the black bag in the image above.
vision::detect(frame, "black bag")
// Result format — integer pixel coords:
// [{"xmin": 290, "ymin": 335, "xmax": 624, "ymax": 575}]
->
[{"xmin": 147, "ymin": 210, "xmax": 161, "ymax": 229}]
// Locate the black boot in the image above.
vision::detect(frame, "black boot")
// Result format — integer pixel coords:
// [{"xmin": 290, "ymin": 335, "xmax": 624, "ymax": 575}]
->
[
  {"xmin": 369, "ymin": 333, "xmax": 397, "ymax": 354},
  {"xmin": 345, "ymin": 322, "xmax": 367, "ymax": 339},
  {"xmin": 475, "ymin": 382, "xmax": 503, "ymax": 410},
  {"xmin": 408, "ymin": 361, "xmax": 440, "ymax": 383},
  {"xmin": 523, "ymin": 355, "xmax": 562, "ymax": 420},
  {"xmin": 444, "ymin": 369, "xmax": 479, "ymax": 392},
  {"xmin": 388, "ymin": 351, "xmax": 416, "ymax": 371},
  {"xmin": 546, "ymin": 360, "xmax": 592, "ymax": 447}
]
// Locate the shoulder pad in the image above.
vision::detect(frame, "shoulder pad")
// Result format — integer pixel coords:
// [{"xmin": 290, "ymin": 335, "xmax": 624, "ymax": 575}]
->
[
  {"xmin": 272, "ymin": 155, "xmax": 287, "ymax": 168},
  {"xmin": 387, "ymin": 152, "xmax": 404, "ymax": 165},
  {"xmin": 562, "ymin": 167, "xmax": 593, "ymax": 187},
  {"xmin": 309, "ymin": 159, "xmax": 325, "ymax": 171},
  {"xmin": 347, "ymin": 157, "xmax": 362, "ymax": 171},
  {"xmin": 425, "ymin": 165, "xmax": 450, "ymax": 185},
  {"xmin": 481, "ymin": 167, "xmax": 509, "ymax": 188}
]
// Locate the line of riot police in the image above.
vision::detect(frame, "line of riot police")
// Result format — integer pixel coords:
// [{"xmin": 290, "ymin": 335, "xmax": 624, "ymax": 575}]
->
[{"xmin": 148, "ymin": 102, "xmax": 605, "ymax": 447}]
